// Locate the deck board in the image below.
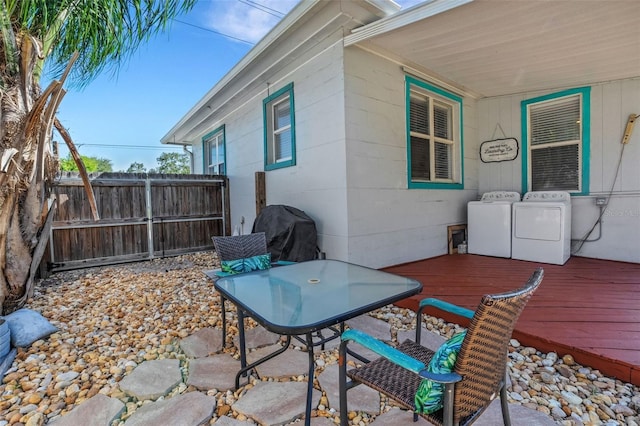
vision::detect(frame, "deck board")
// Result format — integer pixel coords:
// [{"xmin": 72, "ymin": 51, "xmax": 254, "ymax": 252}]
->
[{"xmin": 384, "ymin": 254, "xmax": 640, "ymax": 386}]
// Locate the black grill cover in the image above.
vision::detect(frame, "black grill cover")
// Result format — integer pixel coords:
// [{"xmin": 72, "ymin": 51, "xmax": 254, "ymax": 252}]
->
[{"xmin": 252, "ymin": 205, "xmax": 318, "ymax": 262}]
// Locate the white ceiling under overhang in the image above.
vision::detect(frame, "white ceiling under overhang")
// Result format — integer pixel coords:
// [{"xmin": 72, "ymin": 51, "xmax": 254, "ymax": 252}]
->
[{"xmin": 346, "ymin": 0, "xmax": 640, "ymax": 98}]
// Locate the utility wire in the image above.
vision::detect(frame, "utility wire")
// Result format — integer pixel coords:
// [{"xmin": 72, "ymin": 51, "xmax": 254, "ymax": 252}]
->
[
  {"xmin": 173, "ymin": 18, "xmax": 254, "ymax": 45},
  {"xmin": 173, "ymin": 0, "xmax": 287, "ymax": 44},
  {"xmin": 238, "ymin": 0, "xmax": 285, "ymax": 18},
  {"xmin": 70, "ymin": 143, "xmax": 185, "ymax": 151}
]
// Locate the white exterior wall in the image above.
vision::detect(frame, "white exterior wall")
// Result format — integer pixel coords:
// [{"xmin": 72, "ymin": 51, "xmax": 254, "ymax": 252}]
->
[
  {"xmin": 477, "ymin": 78, "xmax": 640, "ymax": 263},
  {"xmin": 344, "ymin": 48, "xmax": 479, "ymax": 268},
  {"xmin": 186, "ymin": 29, "xmax": 350, "ymax": 259},
  {"xmin": 259, "ymin": 36, "xmax": 349, "ymax": 260}
]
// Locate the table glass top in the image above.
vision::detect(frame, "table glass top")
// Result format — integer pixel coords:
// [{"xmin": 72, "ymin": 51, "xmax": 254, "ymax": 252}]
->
[{"xmin": 211, "ymin": 260, "xmax": 422, "ymax": 333}]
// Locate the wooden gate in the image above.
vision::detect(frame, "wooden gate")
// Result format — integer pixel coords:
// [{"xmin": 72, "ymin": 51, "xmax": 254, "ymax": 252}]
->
[{"xmin": 47, "ymin": 172, "xmax": 230, "ymax": 271}]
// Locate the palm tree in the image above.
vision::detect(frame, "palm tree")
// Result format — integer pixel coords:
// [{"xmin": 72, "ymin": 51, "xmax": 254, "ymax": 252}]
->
[{"xmin": 0, "ymin": 0, "xmax": 196, "ymax": 313}]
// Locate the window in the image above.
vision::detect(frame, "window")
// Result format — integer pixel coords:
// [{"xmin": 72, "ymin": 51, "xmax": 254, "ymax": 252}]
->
[
  {"xmin": 203, "ymin": 125, "xmax": 225, "ymax": 175},
  {"xmin": 263, "ymin": 83, "xmax": 296, "ymax": 170},
  {"xmin": 521, "ymin": 87, "xmax": 590, "ymax": 194},
  {"xmin": 406, "ymin": 76, "xmax": 463, "ymax": 189}
]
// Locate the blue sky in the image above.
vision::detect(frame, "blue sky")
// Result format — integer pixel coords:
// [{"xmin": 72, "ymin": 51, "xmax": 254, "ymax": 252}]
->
[{"xmin": 53, "ymin": 0, "xmax": 421, "ymax": 172}]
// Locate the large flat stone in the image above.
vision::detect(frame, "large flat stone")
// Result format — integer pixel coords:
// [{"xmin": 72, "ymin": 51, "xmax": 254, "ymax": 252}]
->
[
  {"xmin": 49, "ymin": 394, "xmax": 124, "ymax": 426},
  {"xmin": 215, "ymin": 416, "xmax": 255, "ymax": 425},
  {"xmin": 474, "ymin": 399, "xmax": 557, "ymax": 426},
  {"xmin": 294, "ymin": 328, "xmax": 342, "ymax": 352},
  {"xmin": 310, "ymin": 417, "xmax": 337, "ymax": 426},
  {"xmin": 343, "ymin": 315, "xmax": 393, "ymax": 363},
  {"xmin": 247, "ymin": 345, "xmax": 310, "ymax": 378},
  {"xmin": 118, "ymin": 359, "xmax": 182, "ymax": 400},
  {"xmin": 346, "ymin": 315, "xmax": 391, "ymax": 341},
  {"xmin": 397, "ymin": 328, "xmax": 446, "ymax": 351},
  {"xmin": 368, "ymin": 398, "xmax": 557, "ymax": 425},
  {"xmin": 370, "ymin": 407, "xmax": 430, "ymax": 425},
  {"xmin": 180, "ymin": 327, "xmax": 222, "ymax": 358},
  {"xmin": 234, "ymin": 325, "xmax": 281, "ymax": 349},
  {"xmin": 187, "ymin": 353, "xmax": 239, "ymax": 391},
  {"xmin": 232, "ymin": 381, "xmax": 321, "ymax": 425},
  {"xmin": 124, "ymin": 391, "xmax": 216, "ymax": 426},
  {"xmin": 317, "ymin": 364, "xmax": 380, "ymax": 414}
]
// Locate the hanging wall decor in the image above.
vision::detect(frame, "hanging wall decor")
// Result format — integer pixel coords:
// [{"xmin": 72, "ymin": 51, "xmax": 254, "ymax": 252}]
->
[
  {"xmin": 480, "ymin": 138, "xmax": 519, "ymax": 163},
  {"xmin": 480, "ymin": 123, "xmax": 519, "ymax": 163}
]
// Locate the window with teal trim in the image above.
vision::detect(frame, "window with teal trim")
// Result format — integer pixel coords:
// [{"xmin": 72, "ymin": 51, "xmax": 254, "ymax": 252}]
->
[
  {"xmin": 203, "ymin": 126, "xmax": 225, "ymax": 175},
  {"xmin": 522, "ymin": 87, "xmax": 590, "ymax": 194},
  {"xmin": 406, "ymin": 76, "xmax": 463, "ymax": 189},
  {"xmin": 263, "ymin": 83, "xmax": 295, "ymax": 170}
]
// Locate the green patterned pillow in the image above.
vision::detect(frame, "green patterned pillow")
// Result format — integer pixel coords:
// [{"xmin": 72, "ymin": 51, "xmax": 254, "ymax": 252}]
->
[
  {"xmin": 220, "ymin": 253, "xmax": 271, "ymax": 275},
  {"xmin": 415, "ymin": 331, "xmax": 466, "ymax": 414}
]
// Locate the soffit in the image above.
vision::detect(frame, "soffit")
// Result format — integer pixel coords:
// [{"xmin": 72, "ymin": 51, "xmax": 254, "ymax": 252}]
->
[{"xmin": 349, "ymin": 0, "xmax": 640, "ymax": 98}]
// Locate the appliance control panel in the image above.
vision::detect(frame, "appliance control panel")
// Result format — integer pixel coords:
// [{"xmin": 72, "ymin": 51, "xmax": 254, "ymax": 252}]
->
[
  {"xmin": 522, "ymin": 191, "xmax": 571, "ymax": 202},
  {"xmin": 480, "ymin": 191, "xmax": 521, "ymax": 202}
]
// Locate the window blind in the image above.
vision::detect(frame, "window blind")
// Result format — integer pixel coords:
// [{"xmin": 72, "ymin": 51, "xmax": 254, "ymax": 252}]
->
[
  {"xmin": 530, "ymin": 96, "xmax": 580, "ymax": 146},
  {"xmin": 528, "ymin": 93, "xmax": 581, "ymax": 191},
  {"xmin": 531, "ymin": 144, "xmax": 579, "ymax": 191}
]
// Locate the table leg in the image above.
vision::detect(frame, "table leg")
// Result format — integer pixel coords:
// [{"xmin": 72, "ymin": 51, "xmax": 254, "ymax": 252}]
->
[
  {"xmin": 235, "ymin": 334, "xmax": 292, "ymax": 389},
  {"xmin": 238, "ymin": 309, "xmax": 247, "ymax": 370},
  {"xmin": 221, "ymin": 294, "xmax": 227, "ymax": 348},
  {"xmin": 304, "ymin": 332, "xmax": 315, "ymax": 426}
]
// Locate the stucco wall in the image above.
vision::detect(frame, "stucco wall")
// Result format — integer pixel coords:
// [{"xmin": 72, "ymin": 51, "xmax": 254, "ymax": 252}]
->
[
  {"xmin": 343, "ymin": 47, "xmax": 479, "ymax": 268},
  {"xmin": 477, "ymin": 78, "xmax": 640, "ymax": 263}
]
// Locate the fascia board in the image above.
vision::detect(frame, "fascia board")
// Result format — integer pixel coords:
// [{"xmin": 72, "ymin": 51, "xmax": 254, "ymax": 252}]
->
[
  {"xmin": 161, "ymin": 0, "xmax": 323, "ymax": 145},
  {"xmin": 344, "ymin": 0, "xmax": 474, "ymax": 47}
]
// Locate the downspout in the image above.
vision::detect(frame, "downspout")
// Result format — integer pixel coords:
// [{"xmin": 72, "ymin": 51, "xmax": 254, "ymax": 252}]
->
[{"xmin": 183, "ymin": 145, "xmax": 194, "ymax": 173}]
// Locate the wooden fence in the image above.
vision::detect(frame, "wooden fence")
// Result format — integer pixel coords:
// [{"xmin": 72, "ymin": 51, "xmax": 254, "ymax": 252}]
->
[{"xmin": 45, "ymin": 172, "xmax": 230, "ymax": 271}]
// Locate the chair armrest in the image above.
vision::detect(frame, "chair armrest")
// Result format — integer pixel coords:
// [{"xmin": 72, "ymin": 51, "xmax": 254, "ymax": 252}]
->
[
  {"xmin": 272, "ymin": 260, "xmax": 296, "ymax": 267},
  {"xmin": 213, "ymin": 269, "xmax": 233, "ymax": 278},
  {"xmin": 341, "ymin": 329, "xmax": 425, "ymax": 374},
  {"xmin": 419, "ymin": 369, "xmax": 462, "ymax": 384},
  {"xmin": 419, "ymin": 298, "xmax": 474, "ymax": 319}
]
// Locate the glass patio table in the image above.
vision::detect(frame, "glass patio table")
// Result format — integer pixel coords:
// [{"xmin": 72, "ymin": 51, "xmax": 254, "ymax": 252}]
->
[{"xmin": 208, "ymin": 259, "xmax": 423, "ymax": 426}]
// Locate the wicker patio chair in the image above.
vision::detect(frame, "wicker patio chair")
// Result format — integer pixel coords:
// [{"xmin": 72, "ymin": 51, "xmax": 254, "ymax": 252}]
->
[
  {"xmin": 339, "ymin": 268, "xmax": 544, "ymax": 426},
  {"xmin": 212, "ymin": 233, "xmax": 271, "ymax": 348}
]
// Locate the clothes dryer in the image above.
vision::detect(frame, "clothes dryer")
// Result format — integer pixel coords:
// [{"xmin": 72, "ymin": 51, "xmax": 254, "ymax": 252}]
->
[
  {"xmin": 511, "ymin": 191, "xmax": 571, "ymax": 265},
  {"xmin": 467, "ymin": 191, "xmax": 521, "ymax": 258}
]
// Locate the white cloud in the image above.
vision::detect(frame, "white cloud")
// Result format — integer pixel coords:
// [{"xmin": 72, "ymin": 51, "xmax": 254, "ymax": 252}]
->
[
  {"xmin": 201, "ymin": 0, "xmax": 426, "ymax": 45},
  {"xmin": 202, "ymin": 0, "xmax": 300, "ymax": 45},
  {"xmin": 395, "ymin": 0, "xmax": 425, "ymax": 9}
]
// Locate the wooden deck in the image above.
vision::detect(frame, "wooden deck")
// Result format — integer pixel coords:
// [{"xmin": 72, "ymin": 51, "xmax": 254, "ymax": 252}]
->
[{"xmin": 383, "ymin": 255, "xmax": 640, "ymax": 386}]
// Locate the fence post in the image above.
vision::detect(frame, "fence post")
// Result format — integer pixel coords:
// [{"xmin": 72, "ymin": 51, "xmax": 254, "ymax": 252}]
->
[
  {"xmin": 255, "ymin": 171, "xmax": 266, "ymax": 217},
  {"xmin": 145, "ymin": 175, "xmax": 154, "ymax": 259}
]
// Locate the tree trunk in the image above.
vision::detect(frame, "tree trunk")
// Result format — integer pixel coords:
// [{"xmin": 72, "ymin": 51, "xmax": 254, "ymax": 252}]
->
[
  {"xmin": 0, "ymin": 39, "xmax": 59, "ymax": 314},
  {"xmin": 0, "ymin": 102, "xmax": 55, "ymax": 313}
]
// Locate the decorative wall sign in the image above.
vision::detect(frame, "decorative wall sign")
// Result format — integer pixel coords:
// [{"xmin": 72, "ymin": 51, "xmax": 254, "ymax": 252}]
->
[{"xmin": 480, "ymin": 138, "xmax": 519, "ymax": 163}]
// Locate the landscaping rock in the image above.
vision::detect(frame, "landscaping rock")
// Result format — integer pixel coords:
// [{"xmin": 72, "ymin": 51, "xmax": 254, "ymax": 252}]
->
[
  {"xmin": 232, "ymin": 381, "xmax": 321, "ymax": 425},
  {"xmin": 118, "ymin": 359, "xmax": 182, "ymax": 400},
  {"xmin": 124, "ymin": 391, "xmax": 215, "ymax": 426}
]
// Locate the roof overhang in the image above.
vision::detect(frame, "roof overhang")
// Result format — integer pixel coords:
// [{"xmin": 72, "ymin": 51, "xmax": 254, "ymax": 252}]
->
[
  {"xmin": 162, "ymin": 0, "xmax": 400, "ymax": 145},
  {"xmin": 346, "ymin": 0, "xmax": 640, "ymax": 98}
]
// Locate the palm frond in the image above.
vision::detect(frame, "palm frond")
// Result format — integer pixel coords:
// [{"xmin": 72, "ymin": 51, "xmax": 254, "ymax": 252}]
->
[
  {"xmin": 1, "ymin": 0, "xmax": 19, "ymax": 77},
  {"xmin": 14, "ymin": 0, "xmax": 197, "ymax": 87}
]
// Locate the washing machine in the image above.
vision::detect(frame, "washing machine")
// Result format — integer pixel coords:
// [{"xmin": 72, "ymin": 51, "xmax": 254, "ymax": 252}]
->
[
  {"xmin": 511, "ymin": 191, "xmax": 572, "ymax": 265},
  {"xmin": 467, "ymin": 191, "xmax": 521, "ymax": 258}
]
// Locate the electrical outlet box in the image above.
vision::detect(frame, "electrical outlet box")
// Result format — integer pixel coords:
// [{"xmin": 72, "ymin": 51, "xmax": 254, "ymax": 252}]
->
[{"xmin": 595, "ymin": 197, "xmax": 607, "ymax": 206}]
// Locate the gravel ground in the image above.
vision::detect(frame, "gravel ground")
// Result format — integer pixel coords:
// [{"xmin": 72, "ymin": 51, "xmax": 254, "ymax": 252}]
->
[{"xmin": 0, "ymin": 252, "xmax": 638, "ymax": 425}]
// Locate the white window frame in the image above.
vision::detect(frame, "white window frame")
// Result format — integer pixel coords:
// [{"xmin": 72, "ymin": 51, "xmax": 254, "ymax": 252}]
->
[
  {"xmin": 203, "ymin": 125, "xmax": 225, "ymax": 175},
  {"xmin": 521, "ymin": 87, "xmax": 590, "ymax": 195},
  {"xmin": 263, "ymin": 83, "xmax": 296, "ymax": 170},
  {"xmin": 406, "ymin": 76, "xmax": 463, "ymax": 189}
]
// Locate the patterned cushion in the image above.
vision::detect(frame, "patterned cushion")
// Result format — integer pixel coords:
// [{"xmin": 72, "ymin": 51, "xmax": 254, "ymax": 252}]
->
[
  {"xmin": 414, "ymin": 331, "xmax": 467, "ymax": 414},
  {"xmin": 220, "ymin": 253, "xmax": 271, "ymax": 275}
]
